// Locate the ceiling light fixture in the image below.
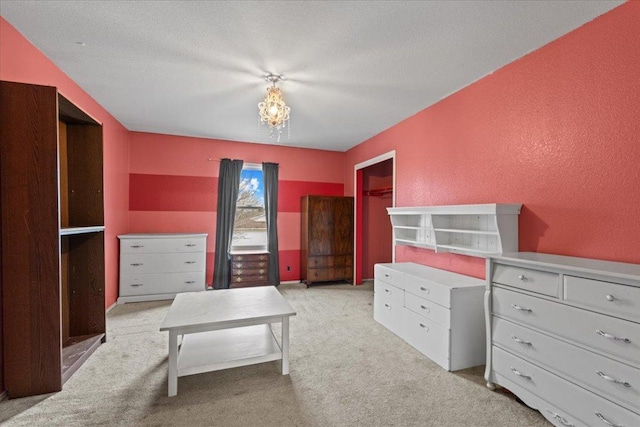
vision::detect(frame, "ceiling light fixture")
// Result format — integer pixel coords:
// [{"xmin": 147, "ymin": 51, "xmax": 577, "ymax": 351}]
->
[{"xmin": 258, "ymin": 73, "xmax": 290, "ymax": 142}]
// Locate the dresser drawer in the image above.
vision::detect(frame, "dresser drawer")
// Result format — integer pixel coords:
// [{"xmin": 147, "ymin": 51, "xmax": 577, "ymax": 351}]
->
[
  {"xmin": 308, "ymin": 255, "xmax": 352, "ymax": 268},
  {"xmin": 404, "ymin": 292, "xmax": 451, "ymax": 329},
  {"xmin": 404, "ymin": 276, "xmax": 450, "ymax": 308},
  {"xmin": 231, "ymin": 266, "xmax": 268, "ymax": 276},
  {"xmin": 375, "ymin": 264, "xmax": 404, "ymax": 289},
  {"xmin": 307, "ymin": 267, "xmax": 351, "ymax": 282},
  {"xmin": 374, "ymin": 279, "xmax": 403, "ymax": 336},
  {"xmin": 230, "ymin": 274, "xmax": 268, "ymax": 286},
  {"xmin": 231, "ymin": 253, "xmax": 268, "ymax": 262},
  {"xmin": 120, "ymin": 237, "xmax": 206, "ymax": 254},
  {"xmin": 231, "ymin": 260, "xmax": 268, "ymax": 270},
  {"xmin": 493, "ymin": 287, "xmax": 640, "ymax": 366},
  {"xmin": 564, "ymin": 275, "xmax": 640, "ymax": 322},
  {"xmin": 492, "ymin": 346, "xmax": 640, "ymax": 427},
  {"xmin": 119, "ymin": 272, "xmax": 204, "ymax": 296},
  {"xmin": 493, "ymin": 264, "xmax": 560, "ymax": 298},
  {"xmin": 402, "ymin": 309, "xmax": 450, "ymax": 370},
  {"xmin": 492, "ymin": 316, "xmax": 640, "ymax": 413},
  {"xmin": 120, "ymin": 252, "xmax": 205, "ymax": 275}
]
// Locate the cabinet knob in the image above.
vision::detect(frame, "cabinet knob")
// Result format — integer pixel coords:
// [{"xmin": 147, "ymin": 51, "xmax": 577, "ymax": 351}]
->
[
  {"xmin": 384, "ymin": 288, "xmax": 391, "ymax": 294},
  {"xmin": 419, "ymin": 323, "xmax": 429, "ymax": 331},
  {"xmin": 384, "ymin": 303, "xmax": 391, "ymax": 309},
  {"xmin": 419, "ymin": 286, "xmax": 430, "ymax": 294},
  {"xmin": 517, "ymin": 274, "xmax": 527, "ymax": 281},
  {"xmin": 420, "ymin": 305, "xmax": 430, "ymax": 313},
  {"xmin": 605, "ymin": 294, "xmax": 615, "ymax": 302}
]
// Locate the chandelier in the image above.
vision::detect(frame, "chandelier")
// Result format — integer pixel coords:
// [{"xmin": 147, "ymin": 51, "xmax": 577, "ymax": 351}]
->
[{"xmin": 258, "ymin": 73, "xmax": 290, "ymax": 142}]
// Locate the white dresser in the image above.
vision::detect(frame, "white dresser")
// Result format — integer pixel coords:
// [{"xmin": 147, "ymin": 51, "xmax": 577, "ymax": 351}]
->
[
  {"xmin": 485, "ymin": 252, "xmax": 640, "ymax": 427},
  {"xmin": 118, "ymin": 233, "xmax": 208, "ymax": 304},
  {"xmin": 374, "ymin": 262, "xmax": 485, "ymax": 371}
]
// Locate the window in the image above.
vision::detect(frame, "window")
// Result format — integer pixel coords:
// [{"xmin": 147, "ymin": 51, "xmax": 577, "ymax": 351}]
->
[{"xmin": 231, "ymin": 164, "xmax": 267, "ymax": 250}]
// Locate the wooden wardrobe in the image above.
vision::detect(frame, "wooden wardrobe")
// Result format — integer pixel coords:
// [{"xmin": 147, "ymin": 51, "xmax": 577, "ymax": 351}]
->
[
  {"xmin": 300, "ymin": 195, "xmax": 354, "ymax": 286},
  {"xmin": 0, "ymin": 81, "xmax": 106, "ymax": 398}
]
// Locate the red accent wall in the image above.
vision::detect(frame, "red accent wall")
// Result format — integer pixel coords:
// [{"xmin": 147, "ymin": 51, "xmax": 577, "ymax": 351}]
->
[
  {"xmin": 128, "ymin": 132, "xmax": 345, "ymax": 284},
  {"xmin": 345, "ymin": 2, "xmax": 640, "ymax": 279},
  {"xmin": 0, "ymin": 18, "xmax": 130, "ymax": 308}
]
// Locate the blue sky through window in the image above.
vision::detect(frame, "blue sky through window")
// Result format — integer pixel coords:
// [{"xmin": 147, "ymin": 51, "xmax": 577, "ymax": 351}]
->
[{"xmin": 239, "ymin": 168, "xmax": 264, "ymax": 206}]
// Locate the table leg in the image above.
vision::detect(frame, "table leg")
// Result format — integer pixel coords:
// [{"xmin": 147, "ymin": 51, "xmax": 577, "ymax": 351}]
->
[
  {"xmin": 168, "ymin": 330, "xmax": 178, "ymax": 396},
  {"xmin": 282, "ymin": 316, "xmax": 290, "ymax": 375}
]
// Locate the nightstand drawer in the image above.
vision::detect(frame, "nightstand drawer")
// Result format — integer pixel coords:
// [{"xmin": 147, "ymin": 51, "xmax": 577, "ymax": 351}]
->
[
  {"xmin": 375, "ymin": 264, "xmax": 404, "ymax": 289},
  {"xmin": 493, "ymin": 264, "xmax": 560, "ymax": 298},
  {"xmin": 404, "ymin": 292, "xmax": 450, "ymax": 328},
  {"xmin": 402, "ymin": 309, "xmax": 450, "ymax": 370},
  {"xmin": 374, "ymin": 279, "xmax": 403, "ymax": 336},
  {"xmin": 404, "ymin": 277, "xmax": 450, "ymax": 308},
  {"xmin": 564, "ymin": 275, "xmax": 640, "ymax": 322}
]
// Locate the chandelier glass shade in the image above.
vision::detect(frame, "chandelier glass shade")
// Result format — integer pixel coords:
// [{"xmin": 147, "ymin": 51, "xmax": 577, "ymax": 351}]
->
[{"xmin": 258, "ymin": 74, "xmax": 290, "ymax": 141}]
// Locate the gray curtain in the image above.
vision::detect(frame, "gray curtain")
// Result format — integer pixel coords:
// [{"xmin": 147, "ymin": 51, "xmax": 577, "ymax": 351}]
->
[
  {"xmin": 262, "ymin": 162, "xmax": 280, "ymax": 286},
  {"xmin": 213, "ymin": 158, "xmax": 243, "ymax": 289}
]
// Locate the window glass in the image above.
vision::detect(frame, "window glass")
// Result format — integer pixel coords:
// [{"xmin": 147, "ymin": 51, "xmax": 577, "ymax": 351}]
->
[{"xmin": 231, "ymin": 165, "xmax": 267, "ymax": 250}]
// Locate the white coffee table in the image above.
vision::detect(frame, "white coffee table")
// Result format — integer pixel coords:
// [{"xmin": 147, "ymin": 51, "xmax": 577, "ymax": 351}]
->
[{"xmin": 159, "ymin": 286, "xmax": 296, "ymax": 396}]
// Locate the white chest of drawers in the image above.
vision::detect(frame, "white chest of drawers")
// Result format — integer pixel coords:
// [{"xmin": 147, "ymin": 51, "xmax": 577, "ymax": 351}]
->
[
  {"xmin": 485, "ymin": 252, "xmax": 640, "ymax": 427},
  {"xmin": 374, "ymin": 262, "xmax": 485, "ymax": 371},
  {"xmin": 117, "ymin": 233, "xmax": 208, "ymax": 303}
]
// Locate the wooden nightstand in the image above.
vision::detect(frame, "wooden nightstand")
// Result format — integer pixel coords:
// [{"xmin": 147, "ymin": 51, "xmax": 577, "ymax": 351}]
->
[{"xmin": 229, "ymin": 250, "xmax": 270, "ymax": 288}]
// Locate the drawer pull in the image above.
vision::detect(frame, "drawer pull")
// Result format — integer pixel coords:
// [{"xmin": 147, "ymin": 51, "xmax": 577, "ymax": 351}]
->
[
  {"xmin": 185, "ymin": 243, "xmax": 196, "ymax": 247},
  {"xmin": 605, "ymin": 294, "xmax": 615, "ymax": 302},
  {"xmin": 517, "ymin": 274, "xmax": 528, "ymax": 282},
  {"xmin": 596, "ymin": 329, "xmax": 631, "ymax": 344},
  {"xmin": 184, "ymin": 280, "xmax": 196, "ymax": 284},
  {"xmin": 129, "ymin": 283, "xmax": 143, "ymax": 287},
  {"xmin": 130, "ymin": 245, "xmax": 144, "ymax": 248},
  {"xmin": 185, "ymin": 261, "xmax": 196, "ymax": 264},
  {"xmin": 596, "ymin": 371, "xmax": 631, "ymax": 387},
  {"xmin": 595, "ymin": 412, "xmax": 623, "ymax": 427},
  {"xmin": 545, "ymin": 410, "xmax": 574, "ymax": 427},
  {"xmin": 384, "ymin": 273, "xmax": 390, "ymax": 278},
  {"xmin": 384, "ymin": 303, "xmax": 391, "ymax": 310},
  {"xmin": 511, "ymin": 336, "xmax": 532, "ymax": 346},
  {"xmin": 510, "ymin": 304, "xmax": 532, "ymax": 313},
  {"xmin": 420, "ymin": 305, "xmax": 430, "ymax": 312},
  {"xmin": 510, "ymin": 368, "xmax": 531, "ymax": 380},
  {"xmin": 384, "ymin": 288, "xmax": 391, "ymax": 294},
  {"xmin": 419, "ymin": 286, "xmax": 430, "ymax": 294},
  {"xmin": 419, "ymin": 323, "xmax": 429, "ymax": 331},
  {"xmin": 130, "ymin": 263, "xmax": 143, "ymax": 266}
]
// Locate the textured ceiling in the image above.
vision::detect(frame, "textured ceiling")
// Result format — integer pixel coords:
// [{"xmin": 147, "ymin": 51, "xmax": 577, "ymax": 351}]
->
[{"xmin": 0, "ymin": 1, "xmax": 623, "ymax": 151}]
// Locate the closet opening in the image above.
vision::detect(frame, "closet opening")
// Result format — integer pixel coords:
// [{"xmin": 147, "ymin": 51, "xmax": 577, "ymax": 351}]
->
[{"xmin": 354, "ymin": 151, "xmax": 395, "ymax": 285}]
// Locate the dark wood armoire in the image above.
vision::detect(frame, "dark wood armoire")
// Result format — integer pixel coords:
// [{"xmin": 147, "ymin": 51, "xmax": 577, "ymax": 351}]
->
[
  {"xmin": 0, "ymin": 81, "xmax": 106, "ymax": 398},
  {"xmin": 300, "ymin": 195, "xmax": 354, "ymax": 286}
]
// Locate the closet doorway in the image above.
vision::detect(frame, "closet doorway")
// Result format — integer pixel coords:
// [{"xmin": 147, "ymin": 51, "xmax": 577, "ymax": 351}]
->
[{"xmin": 354, "ymin": 151, "xmax": 395, "ymax": 285}]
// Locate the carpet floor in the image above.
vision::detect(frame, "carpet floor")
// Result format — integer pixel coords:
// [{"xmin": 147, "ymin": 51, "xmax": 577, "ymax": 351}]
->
[{"xmin": 0, "ymin": 281, "xmax": 548, "ymax": 426}]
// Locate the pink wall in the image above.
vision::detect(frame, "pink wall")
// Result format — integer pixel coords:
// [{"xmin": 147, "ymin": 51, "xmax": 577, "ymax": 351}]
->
[
  {"xmin": 345, "ymin": 2, "xmax": 640, "ymax": 279},
  {"xmin": 0, "ymin": 18, "xmax": 130, "ymax": 307},
  {"xmin": 128, "ymin": 132, "xmax": 345, "ymax": 284}
]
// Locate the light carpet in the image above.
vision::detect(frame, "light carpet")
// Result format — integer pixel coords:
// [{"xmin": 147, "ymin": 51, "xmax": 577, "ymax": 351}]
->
[{"xmin": 0, "ymin": 281, "xmax": 548, "ymax": 426}]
